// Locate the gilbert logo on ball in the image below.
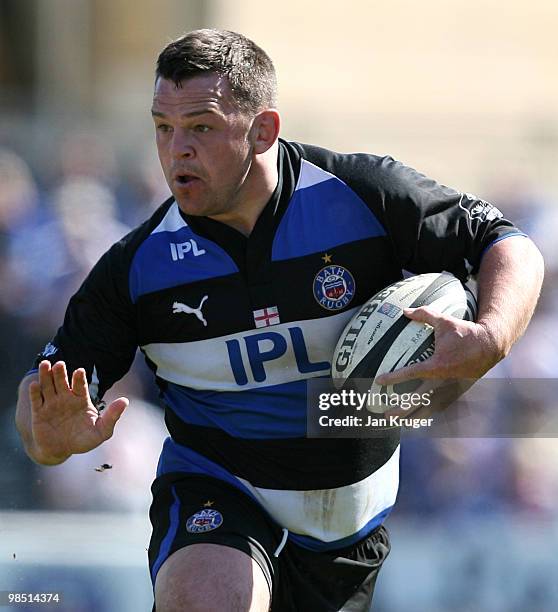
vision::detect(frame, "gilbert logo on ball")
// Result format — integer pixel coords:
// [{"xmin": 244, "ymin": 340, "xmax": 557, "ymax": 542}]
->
[{"xmin": 313, "ymin": 265, "xmax": 356, "ymax": 311}]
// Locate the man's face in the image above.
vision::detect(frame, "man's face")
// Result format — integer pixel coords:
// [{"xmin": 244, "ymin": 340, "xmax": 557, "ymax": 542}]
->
[{"xmin": 152, "ymin": 73, "xmax": 255, "ymax": 217}]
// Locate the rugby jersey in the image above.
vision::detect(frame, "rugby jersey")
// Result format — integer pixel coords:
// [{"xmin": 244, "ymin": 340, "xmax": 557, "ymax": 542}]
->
[{"xmin": 34, "ymin": 139, "xmax": 525, "ymax": 551}]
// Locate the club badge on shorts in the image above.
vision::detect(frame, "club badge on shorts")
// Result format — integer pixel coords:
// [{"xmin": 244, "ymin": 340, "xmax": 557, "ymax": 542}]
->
[
  {"xmin": 313, "ymin": 265, "xmax": 356, "ymax": 311},
  {"xmin": 186, "ymin": 508, "xmax": 224, "ymax": 533}
]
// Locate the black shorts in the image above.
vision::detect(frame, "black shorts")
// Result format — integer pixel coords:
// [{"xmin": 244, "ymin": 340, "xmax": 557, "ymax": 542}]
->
[{"xmin": 148, "ymin": 473, "xmax": 391, "ymax": 611}]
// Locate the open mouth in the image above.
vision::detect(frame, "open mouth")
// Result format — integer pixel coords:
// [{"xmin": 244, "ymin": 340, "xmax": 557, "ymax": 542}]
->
[{"xmin": 176, "ymin": 175, "xmax": 197, "ymax": 185}]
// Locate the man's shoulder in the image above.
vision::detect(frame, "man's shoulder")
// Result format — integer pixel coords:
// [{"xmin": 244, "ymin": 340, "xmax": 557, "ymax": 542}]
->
[
  {"xmin": 92, "ymin": 196, "xmax": 176, "ymax": 278},
  {"xmin": 281, "ymin": 139, "xmax": 401, "ymax": 193},
  {"xmin": 105, "ymin": 196, "xmax": 175, "ymax": 256},
  {"xmin": 119, "ymin": 196, "xmax": 175, "ymax": 247}
]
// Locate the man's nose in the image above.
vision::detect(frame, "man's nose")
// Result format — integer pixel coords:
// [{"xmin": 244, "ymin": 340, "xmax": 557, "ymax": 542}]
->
[{"xmin": 170, "ymin": 128, "xmax": 195, "ymax": 159}]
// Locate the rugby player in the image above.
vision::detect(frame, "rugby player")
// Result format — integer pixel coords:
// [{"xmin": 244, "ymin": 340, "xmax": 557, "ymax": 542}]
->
[{"xmin": 15, "ymin": 29, "xmax": 544, "ymax": 611}]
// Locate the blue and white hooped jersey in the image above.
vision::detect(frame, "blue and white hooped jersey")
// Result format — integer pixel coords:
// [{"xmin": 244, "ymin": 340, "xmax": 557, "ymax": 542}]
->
[{"xmin": 35, "ymin": 139, "xmax": 525, "ymax": 550}]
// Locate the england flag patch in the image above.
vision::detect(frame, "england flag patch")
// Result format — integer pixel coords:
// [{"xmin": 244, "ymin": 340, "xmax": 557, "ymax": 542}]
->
[{"xmin": 253, "ymin": 306, "xmax": 280, "ymax": 328}]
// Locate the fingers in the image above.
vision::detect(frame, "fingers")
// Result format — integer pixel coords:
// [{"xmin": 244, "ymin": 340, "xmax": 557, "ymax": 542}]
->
[
  {"xmin": 35, "ymin": 360, "xmax": 92, "ymax": 408},
  {"xmin": 96, "ymin": 397, "xmax": 129, "ymax": 441},
  {"xmin": 71, "ymin": 368, "xmax": 90, "ymax": 398},
  {"xmin": 38, "ymin": 360, "xmax": 56, "ymax": 403},
  {"xmin": 38, "ymin": 359, "xmax": 73, "ymax": 399},
  {"xmin": 28, "ymin": 380, "xmax": 44, "ymax": 410},
  {"xmin": 52, "ymin": 361, "xmax": 70, "ymax": 394},
  {"xmin": 403, "ymin": 306, "xmax": 444, "ymax": 327},
  {"xmin": 375, "ymin": 360, "xmax": 436, "ymax": 385},
  {"xmin": 375, "ymin": 308, "xmax": 455, "ymax": 385}
]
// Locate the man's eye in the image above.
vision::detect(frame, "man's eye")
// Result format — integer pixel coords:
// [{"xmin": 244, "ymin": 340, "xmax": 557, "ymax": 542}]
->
[
  {"xmin": 194, "ymin": 125, "xmax": 211, "ymax": 133},
  {"xmin": 157, "ymin": 124, "xmax": 172, "ymax": 133}
]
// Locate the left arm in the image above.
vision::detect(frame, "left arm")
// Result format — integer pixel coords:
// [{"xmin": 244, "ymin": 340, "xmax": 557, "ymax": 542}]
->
[
  {"xmin": 377, "ymin": 235, "xmax": 544, "ymax": 383},
  {"xmin": 297, "ymin": 147, "xmax": 544, "ymax": 381},
  {"xmin": 475, "ymin": 236, "xmax": 544, "ymax": 360}
]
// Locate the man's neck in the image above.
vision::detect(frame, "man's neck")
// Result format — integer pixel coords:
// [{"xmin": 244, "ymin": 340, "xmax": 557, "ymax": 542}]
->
[{"xmin": 208, "ymin": 142, "xmax": 279, "ymax": 237}]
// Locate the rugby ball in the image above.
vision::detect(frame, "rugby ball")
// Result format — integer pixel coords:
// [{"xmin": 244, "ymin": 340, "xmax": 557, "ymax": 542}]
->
[{"xmin": 331, "ymin": 272, "xmax": 477, "ymax": 411}]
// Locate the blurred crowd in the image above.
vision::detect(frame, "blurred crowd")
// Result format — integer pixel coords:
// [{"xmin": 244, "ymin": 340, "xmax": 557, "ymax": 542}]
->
[
  {"xmin": 1, "ymin": 134, "xmax": 557, "ymax": 521},
  {"xmin": 0, "ymin": 132, "xmax": 170, "ymax": 512}
]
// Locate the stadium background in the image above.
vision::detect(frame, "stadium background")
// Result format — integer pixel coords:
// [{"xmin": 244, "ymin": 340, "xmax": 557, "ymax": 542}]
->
[{"xmin": 1, "ymin": 1, "xmax": 557, "ymax": 610}]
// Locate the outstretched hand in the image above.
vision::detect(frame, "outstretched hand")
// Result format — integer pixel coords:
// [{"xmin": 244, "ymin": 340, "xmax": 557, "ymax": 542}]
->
[
  {"xmin": 374, "ymin": 306, "xmax": 503, "ymax": 386},
  {"xmin": 28, "ymin": 360, "xmax": 129, "ymax": 464}
]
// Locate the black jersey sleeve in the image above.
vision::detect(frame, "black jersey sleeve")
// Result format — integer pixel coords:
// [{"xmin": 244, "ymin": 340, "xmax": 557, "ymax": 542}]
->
[
  {"xmin": 32, "ymin": 238, "xmax": 137, "ymax": 401},
  {"xmin": 294, "ymin": 142, "xmax": 526, "ymax": 280}
]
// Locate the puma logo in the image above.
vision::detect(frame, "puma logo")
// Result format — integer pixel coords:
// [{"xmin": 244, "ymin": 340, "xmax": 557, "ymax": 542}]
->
[{"xmin": 172, "ymin": 296, "xmax": 209, "ymax": 327}]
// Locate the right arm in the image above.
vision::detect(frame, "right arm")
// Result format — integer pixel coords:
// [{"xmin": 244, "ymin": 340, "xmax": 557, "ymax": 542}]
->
[
  {"xmin": 16, "ymin": 361, "xmax": 129, "ymax": 465},
  {"xmin": 15, "ymin": 239, "xmax": 138, "ymax": 465}
]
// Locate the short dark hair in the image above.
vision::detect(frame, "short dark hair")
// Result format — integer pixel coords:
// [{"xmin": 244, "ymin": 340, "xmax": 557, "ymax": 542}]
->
[{"xmin": 156, "ymin": 29, "xmax": 277, "ymax": 115}]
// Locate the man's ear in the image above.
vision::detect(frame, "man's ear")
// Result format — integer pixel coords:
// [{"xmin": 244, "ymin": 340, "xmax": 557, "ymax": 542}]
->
[{"xmin": 251, "ymin": 109, "xmax": 281, "ymax": 154}]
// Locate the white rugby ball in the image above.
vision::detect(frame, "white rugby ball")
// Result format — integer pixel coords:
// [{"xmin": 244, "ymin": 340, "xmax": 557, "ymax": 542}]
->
[{"xmin": 332, "ymin": 272, "xmax": 477, "ymax": 411}]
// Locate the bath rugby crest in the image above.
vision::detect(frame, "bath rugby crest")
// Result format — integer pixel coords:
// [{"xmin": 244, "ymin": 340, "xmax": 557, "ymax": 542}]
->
[
  {"xmin": 313, "ymin": 265, "xmax": 356, "ymax": 311},
  {"xmin": 186, "ymin": 508, "xmax": 224, "ymax": 533}
]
